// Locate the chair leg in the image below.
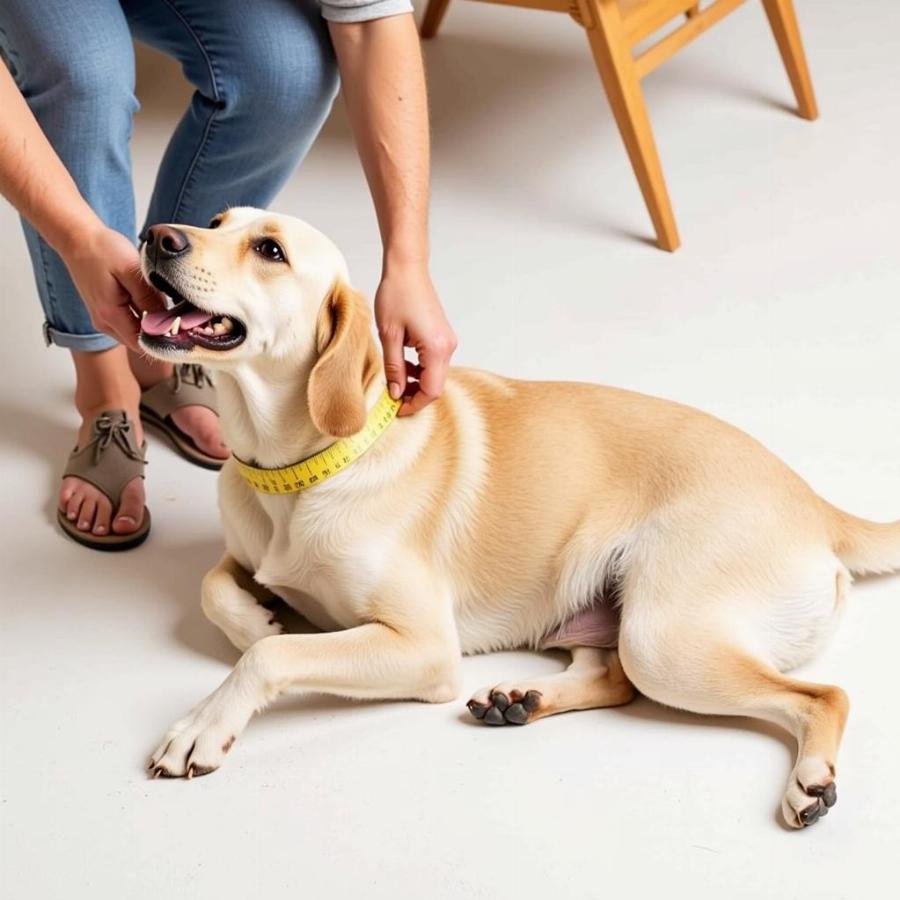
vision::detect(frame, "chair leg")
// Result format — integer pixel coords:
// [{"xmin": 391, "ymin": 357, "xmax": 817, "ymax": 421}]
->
[
  {"xmin": 579, "ymin": 0, "xmax": 680, "ymax": 251},
  {"xmin": 421, "ymin": 0, "xmax": 453, "ymax": 39},
  {"xmin": 761, "ymin": 0, "xmax": 818, "ymax": 120}
]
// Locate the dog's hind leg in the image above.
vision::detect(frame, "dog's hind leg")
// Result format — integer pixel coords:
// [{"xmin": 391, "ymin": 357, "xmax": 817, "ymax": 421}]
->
[
  {"xmin": 467, "ymin": 647, "xmax": 635, "ymax": 726},
  {"xmin": 618, "ymin": 606, "xmax": 849, "ymax": 828},
  {"xmin": 201, "ymin": 554, "xmax": 282, "ymax": 653}
]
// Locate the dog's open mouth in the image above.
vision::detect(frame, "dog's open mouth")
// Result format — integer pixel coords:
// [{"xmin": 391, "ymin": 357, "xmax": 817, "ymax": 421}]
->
[{"xmin": 140, "ymin": 272, "xmax": 246, "ymax": 351}]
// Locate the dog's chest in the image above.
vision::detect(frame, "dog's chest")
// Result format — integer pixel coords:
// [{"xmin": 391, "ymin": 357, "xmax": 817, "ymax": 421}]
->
[{"xmin": 246, "ymin": 494, "xmax": 390, "ymax": 631}]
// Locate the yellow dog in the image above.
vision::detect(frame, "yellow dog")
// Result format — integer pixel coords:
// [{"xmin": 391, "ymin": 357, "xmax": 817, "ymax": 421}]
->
[{"xmin": 139, "ymin": 207, "xmax": 899, "ymax": 828}]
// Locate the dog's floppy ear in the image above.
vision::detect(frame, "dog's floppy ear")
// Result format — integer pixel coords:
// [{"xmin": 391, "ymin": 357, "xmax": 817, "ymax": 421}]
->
[{"xmin": 307, "ymin": 280, "xmax": 380, "ymax": 438}]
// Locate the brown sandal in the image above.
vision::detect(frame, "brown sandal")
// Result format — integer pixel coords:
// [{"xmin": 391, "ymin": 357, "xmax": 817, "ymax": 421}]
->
[
  {"xmin": 57, "ymin": 409, "xmax": 151, "ymax": 551},
  {"xmin": 140, "ymin": 364, "xmax": 224, "ymax": 471}
]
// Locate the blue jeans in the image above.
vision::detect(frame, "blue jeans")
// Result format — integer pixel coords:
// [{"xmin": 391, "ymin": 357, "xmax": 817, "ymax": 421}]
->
[{"xmin": 0, "ymin": 0, "xmax": 338, "ymax": 351}]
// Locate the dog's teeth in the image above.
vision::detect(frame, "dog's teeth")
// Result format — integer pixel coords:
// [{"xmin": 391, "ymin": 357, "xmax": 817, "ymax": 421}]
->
[
  {"xmin": 212, "ymin": 322, "xmax": 226, "ymax": 335},
  {"xmin": 142, "ymin": 310, "xmax": 147, "ymax": 319},
  {"xmin": 172, "ymin": 316, "xmax": 181, "ymax": 335},
  {"xmin": 221, "ymin": 317, "xmax": 233, "ymax": 332}
]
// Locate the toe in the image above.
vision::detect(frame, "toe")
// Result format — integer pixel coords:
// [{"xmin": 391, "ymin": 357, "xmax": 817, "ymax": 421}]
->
[
  {"xmin": 805, "ymin": 781, "xmax": 837, "ymax": 807},
  {"xmin": 522, "ymin": 690, "xmax": 542, "ymax": 711},
  {"xmin": 150, "ymin": 716, "xmax": 232, "ymax": 780},
  {"xmin": 489, "ymin": 691, "xmax": 510, "ymax": 712},
  {"xmin": 92, "ymin": 494, "xmax": 113, "ymax": 536},
  {"xmin": 59, "ymin": 477, "xmax": 79, "ymax": 510},
  {"xmin": 504, "ymin": 703, "xmax": 529, "ymax": 725},
  {"xmin": 77, "ymin": 496, "xmax": 97, "ymax": 532},
  {"xmin": 800, "ymin": 798, "xmax": 826, "ymax": 826},
  {"xmin": 484, "ymin": 706, "xmax": 506, "ymax": 726},
  {"xmin": 113, "ymin": 477, "xmax": 145, "ymax": 534},
  {"xmin": 65, "ymin": 489, "xmax": 85, "ymax": 523},
  {"xmin": 467, "ymin": 699, "xmax": 489, "ymax": 720}
]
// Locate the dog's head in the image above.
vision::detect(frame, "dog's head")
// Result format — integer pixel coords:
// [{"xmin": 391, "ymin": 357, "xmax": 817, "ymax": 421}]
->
[{"xmin": 138, "ymin": 207, "xmax": 380, "ymax": 436}]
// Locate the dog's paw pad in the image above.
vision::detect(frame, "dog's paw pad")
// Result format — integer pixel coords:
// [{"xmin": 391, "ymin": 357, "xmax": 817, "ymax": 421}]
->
[
  {"xmin": 782, "ymin": 759, "xmax": 838, "ymax": 828},
  {"xmin": 490, "ymin": 692, "xmax": 509, "ymax": 712},
  {"xmin": 807, "ymin": 781, "xmax": 837, "ymax": 808},
  {"xmin": 796, "ymin": 782, "xmax": 837, "ymax": 826},
  {"xmin": 503, "ymin": 703, "xmax": 529, "ymax": 725},
  {"xmin": 799, "ymin": 794, "xmax": 833, "ymax": 826},
  {"xmin": 467, "ymin": 688, "xmax": 543, "ymax": 726}
]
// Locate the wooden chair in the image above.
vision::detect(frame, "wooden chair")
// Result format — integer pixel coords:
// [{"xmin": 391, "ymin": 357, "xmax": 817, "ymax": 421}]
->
[{"xmin": 420, "ymin": 0, "xmax": 818, "ymax": 251}]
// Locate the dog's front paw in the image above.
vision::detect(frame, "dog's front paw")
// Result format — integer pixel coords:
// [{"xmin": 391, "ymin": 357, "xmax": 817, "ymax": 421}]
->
[
  {"xmin": 148, "ymin": 701, "xmax": 242, "ymax": 779},
  {"xmin": 782, "ymin": 756, "xmax": 837, "ymax": 828}
]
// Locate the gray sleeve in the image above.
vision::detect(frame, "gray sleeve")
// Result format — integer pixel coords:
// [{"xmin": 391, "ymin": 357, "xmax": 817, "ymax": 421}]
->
[{"xmin": 319, "ymin": 0, "xmax": 414, "ymax": 23}]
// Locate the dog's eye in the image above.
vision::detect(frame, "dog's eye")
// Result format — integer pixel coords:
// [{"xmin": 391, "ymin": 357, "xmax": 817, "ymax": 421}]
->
[
  {"xmin": 254, "ymin": 239, "xmax": 287, "ymax": 263},
  {"xmin": 208, "ymin": 217, "xmax": 222, "ymax": 229}
]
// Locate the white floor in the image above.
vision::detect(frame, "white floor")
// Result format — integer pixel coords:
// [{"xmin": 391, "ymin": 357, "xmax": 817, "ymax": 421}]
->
[{"xmin": 2, "ymin": 2, "xmax": 899, "ymax": 898}]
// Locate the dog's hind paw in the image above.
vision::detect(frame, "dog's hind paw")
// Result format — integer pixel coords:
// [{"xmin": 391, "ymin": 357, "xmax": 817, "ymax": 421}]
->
[
  {"xmin": 467, "ymin": 687, "xmax": 543, "ymax": 726},
  {"xmin": 782, "ymin": 757, "xmax": 838, "ymax": 828}
]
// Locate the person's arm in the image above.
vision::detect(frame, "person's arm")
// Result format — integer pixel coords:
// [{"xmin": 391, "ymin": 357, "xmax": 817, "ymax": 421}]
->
[
  {"xmin": 327, "ymin": 12, "xmax": 456, "ymax": 416},
  {"xmin": 0, "ymin": 65, "xmax": 158, "ymax": 348}
]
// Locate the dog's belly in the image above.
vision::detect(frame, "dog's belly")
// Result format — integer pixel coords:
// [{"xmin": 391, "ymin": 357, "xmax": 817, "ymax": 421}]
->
[{"xmin": 540, "ymin": 597, "xmax": 620, "ymax": 651}]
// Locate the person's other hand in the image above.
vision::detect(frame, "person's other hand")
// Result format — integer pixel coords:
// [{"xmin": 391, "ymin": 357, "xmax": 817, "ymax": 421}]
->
[
  {"xmin": 374, "ymin": 264, "xmax": 457, "ymax": 416},
  {"xmin": 60, "ymin": 224, "xmax": 163, "ymax": 350}
]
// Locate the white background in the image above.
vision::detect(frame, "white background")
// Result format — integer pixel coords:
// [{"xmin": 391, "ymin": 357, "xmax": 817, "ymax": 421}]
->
[{"xmin": 1, "ymin": 2, "xmax": 898, "ymax": 897}]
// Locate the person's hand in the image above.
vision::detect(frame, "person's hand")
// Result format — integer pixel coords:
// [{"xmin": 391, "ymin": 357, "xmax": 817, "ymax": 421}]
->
[
  {"xmin": 59, "ymin": 224, "xmax": 164, "ymax": 350},
  {"xmin": 374, "ymin": 264, "xmax": 457, "ymax": 416}
]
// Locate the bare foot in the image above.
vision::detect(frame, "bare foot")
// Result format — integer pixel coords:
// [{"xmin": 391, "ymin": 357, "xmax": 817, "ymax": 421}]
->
[
  {"xmin": 170, "ymin": 405, "xmax": 228, "ymax": 459},
  {"xmin": 60, "ymin": 347, "xmax": 147, "ymax": 537},
  {"xmin": 59, "ymin": 409, "xmax": 146, "ymax": 536}
]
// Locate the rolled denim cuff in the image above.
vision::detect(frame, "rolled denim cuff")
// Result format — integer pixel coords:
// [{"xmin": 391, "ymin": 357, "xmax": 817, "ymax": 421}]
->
[
  {"xmin": 319, "ymin": 0, "xmax": 414, "ymax": 23},
  {"xmin": 43, "ymin": 321, "xmax": 118, "ymax": 352}
]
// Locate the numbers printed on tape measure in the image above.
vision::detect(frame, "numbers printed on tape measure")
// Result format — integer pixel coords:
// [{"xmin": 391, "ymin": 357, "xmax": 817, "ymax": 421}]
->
[{"xmin": 234, "ymin": 388, "xmax": 401, "ymax": 495}]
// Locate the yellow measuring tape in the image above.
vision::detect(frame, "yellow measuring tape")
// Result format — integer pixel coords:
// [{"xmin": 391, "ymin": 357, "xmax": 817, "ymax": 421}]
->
[{"xmin": 233, "ymin": 387, "xmax": 401, "ymax": 495}]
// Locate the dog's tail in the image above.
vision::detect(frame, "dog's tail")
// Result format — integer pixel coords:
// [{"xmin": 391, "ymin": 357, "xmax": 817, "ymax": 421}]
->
[{"xmin": 826, "ymin": 503, "xmax": 900, "ymax": 575}]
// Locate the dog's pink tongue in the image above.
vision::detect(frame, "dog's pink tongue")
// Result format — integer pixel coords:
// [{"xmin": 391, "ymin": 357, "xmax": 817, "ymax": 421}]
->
[{"xmin": 141, "ymin": 304, "xmax": 214, "ymax": 336}]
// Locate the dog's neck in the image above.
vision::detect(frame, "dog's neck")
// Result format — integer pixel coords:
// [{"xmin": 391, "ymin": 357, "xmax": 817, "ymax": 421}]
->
[{"xmin": 213, "ymin": 357, "xmax": 383, "ymax": 470}]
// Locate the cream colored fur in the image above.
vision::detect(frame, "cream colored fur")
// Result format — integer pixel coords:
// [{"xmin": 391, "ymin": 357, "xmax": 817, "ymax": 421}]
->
[{"xmin": 139, "ymin": 208, "xmax": 899, "ymax": 827}]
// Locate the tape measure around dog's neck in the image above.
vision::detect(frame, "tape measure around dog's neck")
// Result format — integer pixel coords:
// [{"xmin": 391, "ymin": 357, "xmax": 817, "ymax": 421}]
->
[{"xmin": 233, "ymin": 387, "xmax": 401, "ymax": 495}]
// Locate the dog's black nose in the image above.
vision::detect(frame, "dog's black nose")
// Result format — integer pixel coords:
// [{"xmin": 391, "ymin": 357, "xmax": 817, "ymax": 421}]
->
[{"xmin": 145, "ymin": 224, "xmax": 190, "ymax": 259}]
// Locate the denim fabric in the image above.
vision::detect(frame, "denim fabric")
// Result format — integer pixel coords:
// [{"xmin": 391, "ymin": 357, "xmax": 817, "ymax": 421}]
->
[{"xmin": 0, "ymin": 0, "xmax": 339, "ymax": 351}]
